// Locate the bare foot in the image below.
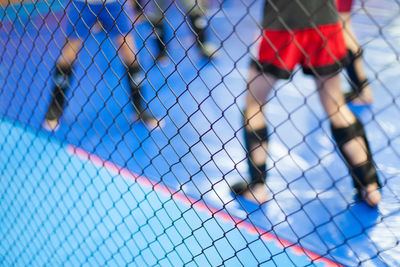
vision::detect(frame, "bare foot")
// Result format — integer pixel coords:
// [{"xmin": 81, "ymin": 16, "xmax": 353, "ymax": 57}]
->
[
  {"xmin": 157, "ymin": 54, "xmax": 170, "ymax": 68},
  {"xmin": 133, "ymin": 113, "xmax": 165, "ymax": 130},
  {"xmin": 144, "ymin": 117, "xmax": 165, "ymax": 130},
  {"xmin": 43, "ymin": 119, "xmax": 60, "ymax": 132},
  {"xmin": 361, "ymin": 183, "xmax": 381, "ymax": 207},
  {"xmin": 241, "ymin": 183, "xmax": 268, "ymax": 204}
]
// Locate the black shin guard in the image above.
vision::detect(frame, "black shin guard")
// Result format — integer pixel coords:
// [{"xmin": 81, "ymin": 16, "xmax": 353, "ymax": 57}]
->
[
  {"xmin": 244, "ymin": 127, "xmax": 268, "ymax": 184},
  {"xmin": 232, "ymin": 120, "xmax": 268, "ymax": 195},
  {"xmin": 188, "ymin": 14, "xmax": 207, "ymax": 45},
  {"xmin": 344, "ymin": 49, "xmax": 369, "ymax": 101},
  {"xmin": 151, "ymin": 20, "xmax": 166, "ymax": 59},
  {"xmin": 45, "ymin": 64, "xmax": 73, "ymax": 121},
  {"xmin": 133, "ymin": 0, "xmax": 144, "ymax": 17},
  {"xmin": 128, "ymin": 65, "xmax": 157, "ymax": 124},
  {"xmin": 128, "ymin": 65, "xmax": 145, "ymax": 114},
  {"xmin": 188, "ymin": 14, "xmax": 217, "ymax": 58},
  {"xmin": 331, "ymin": 119, "xmax": 381, "ymax": 194}
]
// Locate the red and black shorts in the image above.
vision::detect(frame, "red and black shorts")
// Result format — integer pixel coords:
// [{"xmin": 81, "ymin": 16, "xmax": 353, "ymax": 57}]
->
[
  {"xmin": 336, "ymin": 0, "xmax": 353, "ymax": 12},
  {"xmin": 251, "ymin": 23, "xmax": 349, "ymax": 79}
]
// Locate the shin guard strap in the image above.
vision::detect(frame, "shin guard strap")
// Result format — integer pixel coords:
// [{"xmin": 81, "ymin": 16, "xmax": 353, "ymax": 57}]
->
[
  {"xmin": 352, "ymin": 161, "xmax": 381, "ymax": 190},
  {"xmin": 331, "ymin": 118, "xmax": 364, "ymax": 147}
]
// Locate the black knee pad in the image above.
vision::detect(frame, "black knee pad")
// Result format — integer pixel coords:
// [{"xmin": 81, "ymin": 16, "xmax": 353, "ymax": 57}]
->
[{"xmin": 331, "ymin": 119, "xmax": 381, "ymax": 192}]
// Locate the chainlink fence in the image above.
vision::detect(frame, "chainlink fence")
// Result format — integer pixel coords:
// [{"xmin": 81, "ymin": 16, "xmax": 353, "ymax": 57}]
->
[{"xmin": 0, "ymin": 0, "xmax": 399, "ymax": 266}]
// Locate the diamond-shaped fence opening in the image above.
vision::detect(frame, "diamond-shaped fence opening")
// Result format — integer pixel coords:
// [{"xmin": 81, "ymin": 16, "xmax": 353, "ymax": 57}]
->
[{"xmin": 0, "ymin": 0, "xmax": 399, "ymax": 266}]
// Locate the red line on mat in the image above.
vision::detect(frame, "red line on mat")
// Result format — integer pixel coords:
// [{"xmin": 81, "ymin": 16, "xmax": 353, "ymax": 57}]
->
[{"xmin": 67, "ymin": 145, "xmax": 342, "ymax": 267}]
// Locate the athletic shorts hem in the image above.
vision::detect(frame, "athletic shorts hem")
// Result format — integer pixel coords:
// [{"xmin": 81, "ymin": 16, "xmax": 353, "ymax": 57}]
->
[
  {"xmin": 303, "ymin": 55, "xmax": 350, "ymax": 76},
  {"xmin": 251, "ymin": 53, "xmax": 349, "ymax": 79},
  {"xmin": 250, "ymin": 60, "xmax": 291, "ymax": 79}
]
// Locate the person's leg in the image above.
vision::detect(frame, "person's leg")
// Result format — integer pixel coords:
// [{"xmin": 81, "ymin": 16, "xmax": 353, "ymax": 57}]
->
[
  {"xmin": 116, "ymin": 35, "xmax": 160, "ymax": 128},
  {"xmin": 180, "ymin": 0, "xmax": 217, "ymax": 58},
  {"xmin": 44, "ymin": 39, "xmax": 81, "ymax": 131},
  {"xmin": 106, "ymin": 2, "xmax": 162, "ymax": 128},
  {"xmin": 132, "ymin": 0, "xmax": 145, "ymax": 22},
  {"xmin": 150, "ymin": 17, "xmax": 167, "ymax": 61},
  {"xmin": 44, "ymin": 1, "xmax": 95, "ymax": 131},
  {"xmin": 148, "ymin": 0, "xmax": 168, "ymax": 61},
  {"xmin": 316, "ymin": 74, "xmax": 381, "ymax": 206},
  {"xmin": 339, "ymin": 12, "xmax": 373, "ymax": 104},
  {"xmin": 231, "ymin": 66, "xmax": 276, "ymax": 204}
]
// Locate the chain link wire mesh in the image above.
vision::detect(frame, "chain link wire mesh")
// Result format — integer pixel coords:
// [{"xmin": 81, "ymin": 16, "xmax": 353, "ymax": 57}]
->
[{"xmin": 0, "ymin": 0, "xmax": 400, "ymax": 266}]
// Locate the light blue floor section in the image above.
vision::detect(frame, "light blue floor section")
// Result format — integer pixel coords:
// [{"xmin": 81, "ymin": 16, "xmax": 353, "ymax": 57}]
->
[{"xmin": 0, "ymin": 117, "xmax": 325, "ymax": 266}]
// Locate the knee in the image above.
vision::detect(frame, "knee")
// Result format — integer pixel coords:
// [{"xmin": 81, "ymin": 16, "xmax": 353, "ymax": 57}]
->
[
  {"xmin": 246, "ymin": 69, "xmax": 274, "ymax": 106},
  {"xmin": 329, "ymin": 104, "xmax": 357, "ymax": 129}
]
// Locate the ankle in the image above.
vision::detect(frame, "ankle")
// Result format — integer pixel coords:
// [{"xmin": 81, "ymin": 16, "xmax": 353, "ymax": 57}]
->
[{"xmin": 242, "ymin": 183, "xmax": 268, "ymax": 204}]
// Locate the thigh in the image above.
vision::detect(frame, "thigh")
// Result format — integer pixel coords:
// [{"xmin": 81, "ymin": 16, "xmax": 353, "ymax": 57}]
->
[
  {"xmin": 245, "ymin": 66, "xmax": 277, "ymax": 131},
  {"xmin": 247, "ymin": 65, "xmax": 276, "ymax": 105}
]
